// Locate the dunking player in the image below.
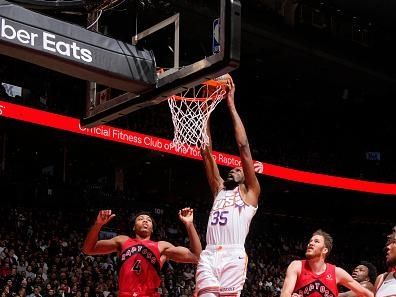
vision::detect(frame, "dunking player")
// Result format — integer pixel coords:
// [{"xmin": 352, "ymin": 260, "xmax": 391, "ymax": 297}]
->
[
  {"xmin": 82, "ymin": 208, "xmax": 201, "ymax": 297},
  {"xmin": 339, "ymin": 261, "xmax": 377, "ymax": 297},
  {"xmin": 196, "ymin": 75, "xmax": 261, "ymax": 296},
  {"xmin": 281, "ymin": 230, "xmax": 374, "ymax": 297},
  {"xmin": 374, "ymin": 230, "xmax": 396, "ymax": 297}
]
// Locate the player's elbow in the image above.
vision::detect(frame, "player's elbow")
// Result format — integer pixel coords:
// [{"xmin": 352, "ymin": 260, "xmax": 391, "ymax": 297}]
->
[
  {"xmin": 237, "ymin": 140, "xmax": 249, "ymax": 149},
  {"xmin": 190, "ymin": 254, "xmax": 200, "ymax": 264},
  {"xmin": 189, "ymin": 250, "xmax": 201, "ymax": 264},
  {"xmin": 82, "ymin": 245, "xmax": 95, "ymax": 255},
  {"xmin": 82, "ymin": 247, "xmax": 91, "ymax": 255}
]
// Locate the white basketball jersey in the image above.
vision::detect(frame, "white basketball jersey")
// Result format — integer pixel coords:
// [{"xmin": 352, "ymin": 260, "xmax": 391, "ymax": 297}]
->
[
  {"xmin": 377, "ymin": 273, "xmax": 396, "ymax": 297},
  {"xmin": 206, "ymin": 186, "xmax": 257, "ymax": 245}
]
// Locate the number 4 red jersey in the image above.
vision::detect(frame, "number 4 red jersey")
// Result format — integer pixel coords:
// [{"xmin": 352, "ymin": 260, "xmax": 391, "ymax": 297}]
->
[{"xmin": 118, "ymin": 238, "xmax": 162, "ymax": 297}]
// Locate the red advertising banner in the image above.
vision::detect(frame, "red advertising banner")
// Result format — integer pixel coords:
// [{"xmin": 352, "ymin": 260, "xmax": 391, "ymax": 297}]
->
[{"xmin": 1, "ymin": 100, "xmax": 396, "ymax": 195}]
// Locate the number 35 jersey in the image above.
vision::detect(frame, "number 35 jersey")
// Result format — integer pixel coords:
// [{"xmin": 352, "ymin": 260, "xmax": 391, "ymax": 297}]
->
[
  {"xmin": 118, "ymin": 238, "xmax": 162, "ymax": 295},
  {"xmin": 206, "ymin": 186, "xmax": 257, "ymax": 245}
]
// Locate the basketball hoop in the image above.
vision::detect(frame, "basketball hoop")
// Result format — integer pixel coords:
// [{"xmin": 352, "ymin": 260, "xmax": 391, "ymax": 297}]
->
[{"xmin": 168, "ymin": 76, "xmax": 229, "ymax": 151}]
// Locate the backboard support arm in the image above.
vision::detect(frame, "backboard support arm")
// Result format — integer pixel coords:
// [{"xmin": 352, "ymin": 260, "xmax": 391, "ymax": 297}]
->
[{"xmin": 81, "ymin": 0, "xmax": 241, "ymax": 128}]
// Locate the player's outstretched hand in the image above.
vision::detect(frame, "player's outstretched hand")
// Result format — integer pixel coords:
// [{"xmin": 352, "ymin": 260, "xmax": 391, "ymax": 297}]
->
[
  {"xmin": 96, "ymin": 210, "xmax": 116, "ymax": 226},
  {"xmin": 179, "ymin": 207, "xmax": 194, "ymax": 225},
  {"xmin": 225, "ymin": 74, "xmax": 235, "ymax": 107}
]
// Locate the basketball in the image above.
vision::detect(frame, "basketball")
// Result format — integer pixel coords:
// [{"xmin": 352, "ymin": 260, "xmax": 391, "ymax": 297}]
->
[
  {"xmin": 214, "ymin": 73, "xmax": 232, "ymax": 84},
  {"xmin": 211, "ymin": 73, "xmax": 232, "ymax": 93}
]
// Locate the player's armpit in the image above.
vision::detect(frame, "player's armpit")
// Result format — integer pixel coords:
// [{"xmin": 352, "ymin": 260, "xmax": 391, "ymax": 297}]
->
[
  {"xmin": 83, "ymin": 235, "xmax": 125, "ymax": 255},
  {"xmin": 90, "ymin": 239, "xmax": 119, "ymax": 255}
]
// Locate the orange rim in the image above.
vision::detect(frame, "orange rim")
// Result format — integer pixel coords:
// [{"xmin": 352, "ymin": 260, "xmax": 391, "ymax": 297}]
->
[
  {"xmin": 171, "ymin": 91, "xmax": 226, "ymax": 102},
  {"xmin": 170, "ymin": 79, "xmax": 227, "ymax": 102},
  {"xmin": 203, "ymin": 79, "xmax": 228, "ymax": 88},
  {"xmin": 170, "ymin": 95, "xmax": 219, "ymax": 102}
]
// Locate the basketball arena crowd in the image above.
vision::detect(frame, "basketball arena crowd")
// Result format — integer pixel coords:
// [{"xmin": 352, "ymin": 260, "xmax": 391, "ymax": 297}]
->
[{"xmin": 0, "ymin": 204, "xmax": 392, "ymax": 297}]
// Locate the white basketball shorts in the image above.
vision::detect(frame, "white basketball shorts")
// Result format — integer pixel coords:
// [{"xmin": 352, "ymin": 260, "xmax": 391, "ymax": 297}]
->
[{"xmin": 195, "ymin": 244, "xmax": 248, "ymax": 296}]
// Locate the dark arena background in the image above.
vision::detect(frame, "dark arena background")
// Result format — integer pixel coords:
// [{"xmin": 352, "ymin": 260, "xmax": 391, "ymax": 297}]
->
[{"xmin": 2, "ymin": 0, "xmax": 396, "ymax": 296}]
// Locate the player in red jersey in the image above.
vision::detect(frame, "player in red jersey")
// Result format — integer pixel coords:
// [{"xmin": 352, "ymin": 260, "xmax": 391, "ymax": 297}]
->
[
  {"xmin": 281, "ymin": 230, "xmax": 373, "ymax": 297},
  {"xmin": 82, "ymin": 208, "xmax": 202, "ymax": 297}
]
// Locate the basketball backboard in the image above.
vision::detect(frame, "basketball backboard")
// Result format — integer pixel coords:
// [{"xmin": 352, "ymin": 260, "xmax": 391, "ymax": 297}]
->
[{"xmin": 80, "ymin": 0, "xmax": 241, "ymax": 127}]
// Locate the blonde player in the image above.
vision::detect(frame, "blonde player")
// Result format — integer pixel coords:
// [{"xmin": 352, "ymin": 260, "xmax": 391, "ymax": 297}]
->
[{"xmin": 196, "ymin": 75, "xmax": 261, "ymax": 296}]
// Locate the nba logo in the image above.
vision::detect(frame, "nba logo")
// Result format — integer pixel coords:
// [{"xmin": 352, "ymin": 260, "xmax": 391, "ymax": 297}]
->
[{"xmin": 212, "ymin": 18, "xmax": 220, "ymax": 54}]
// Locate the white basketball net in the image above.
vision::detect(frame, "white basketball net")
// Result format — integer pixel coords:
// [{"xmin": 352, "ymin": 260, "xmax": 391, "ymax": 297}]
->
[{"xmin": 168, "ymin": 82, "xmax": 226, "ymax": 151}]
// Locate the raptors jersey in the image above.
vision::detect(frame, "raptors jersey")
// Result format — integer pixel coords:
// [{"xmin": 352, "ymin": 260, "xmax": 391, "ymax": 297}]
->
[
  {"xmin": 294, "ymin": 260, "xmax": 338, "ymax": 297},
  {"xmin": 206, "ymin": 186, "xmax": 257, "ymax": 245},
  {"xmin": 118, "ymin": 238, "xmax": 162, "ymax": 296}
]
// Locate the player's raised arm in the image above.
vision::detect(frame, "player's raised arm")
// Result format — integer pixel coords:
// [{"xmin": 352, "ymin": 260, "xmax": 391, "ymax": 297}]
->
[
  {"xmin": 225, "ymin": 75, "xmax": 260, "ymax": 206},
  {"xmin": 82, "ymin": 210, "xmax": 125, "ymax": 255},
  {"xmin": 160, "ymin": 208, "xmax": 202, "ymax": 263},
  {"xmin": 281, "ymin": 260, "xmax": 301, "ymax": 297},
  {"xmin": 200, "ymin": 120, "xmax": 224, "ymax": 198}
]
